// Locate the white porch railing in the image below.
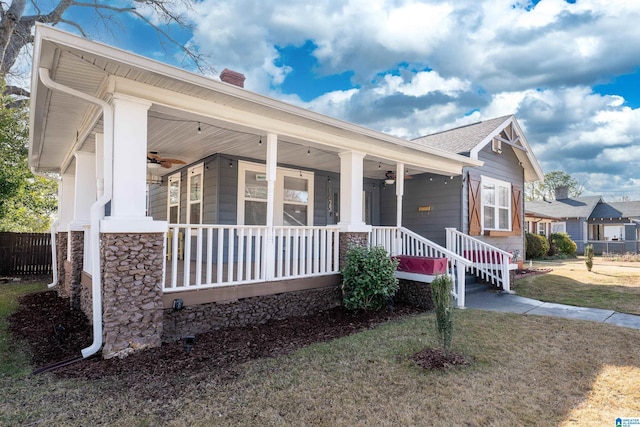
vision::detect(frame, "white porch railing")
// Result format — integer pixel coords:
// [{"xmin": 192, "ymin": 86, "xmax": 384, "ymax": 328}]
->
[
  {"xmin": 165, "ymin": 225, "xmax": 340, "ymax": 292},
  {"xmin": 445, "ymin": 228, "xmax": 513, "ymax": 292},
  {"xmin": 370, "ymin": 226, "xmax": 472, "ymax": 307}
]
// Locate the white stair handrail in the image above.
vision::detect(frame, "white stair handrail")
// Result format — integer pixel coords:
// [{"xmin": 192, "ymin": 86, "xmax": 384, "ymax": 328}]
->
[{"xmin": 445, "ymin": 228, "xmax": 513, "ymax": 292}]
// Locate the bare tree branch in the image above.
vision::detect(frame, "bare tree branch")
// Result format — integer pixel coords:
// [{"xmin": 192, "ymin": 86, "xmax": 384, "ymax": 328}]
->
[{"xmin": 0, "ymin": 0, "xmax": 211, "ymax": 79}]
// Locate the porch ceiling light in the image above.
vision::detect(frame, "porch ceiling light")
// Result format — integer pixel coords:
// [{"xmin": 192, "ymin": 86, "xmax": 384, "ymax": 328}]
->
[{"xmin": 384, "ymin": 170, "xmax": 395, "ymax": 185}]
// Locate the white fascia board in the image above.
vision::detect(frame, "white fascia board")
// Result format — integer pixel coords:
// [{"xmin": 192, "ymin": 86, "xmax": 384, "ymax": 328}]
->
[
  {"xmin": 469, "ymin": 115, "xmax": 544, "ymax": 183},
  {"xmin": 112, "ymin": 78, "xmax": 481, "ymax": 175},
  {"xmin": 511, "ymin": 118, "xmax": 545, "ymax": 182},
  {"xmin": 468, "ymin": 116, "xmax": 514, "ymax": 160}
]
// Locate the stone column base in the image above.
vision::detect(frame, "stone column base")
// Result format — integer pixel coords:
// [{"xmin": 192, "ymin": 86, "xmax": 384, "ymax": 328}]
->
[
  {"xmin": 101, "ymin": 232, "xmax": 164, "ymax": 359},
  {"xmin": 56, "ymin": 232, "xmax": 68, "ymax": 298},
  {"xmin": 338, "ymin": 232, "xmax": 369, "ymax": 270}
]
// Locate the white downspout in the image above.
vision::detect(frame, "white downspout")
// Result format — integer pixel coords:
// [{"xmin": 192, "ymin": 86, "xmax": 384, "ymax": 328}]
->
[
  {"xmin": 46, "ymin": 218, "xmax": 58, "ymax": 288},
  {"xmin": 29, "ymin": 170, "xmax": 60, "ymax": 289},
  {"xmin": 38, "ymin": 67, "xmax": 113, "ymax": 359}
]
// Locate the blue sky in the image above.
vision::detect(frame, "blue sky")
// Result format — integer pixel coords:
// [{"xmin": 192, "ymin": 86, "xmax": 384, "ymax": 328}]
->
[{"xmin": 42, "ymin": 0, "xmax": 640, "ymax": 200}]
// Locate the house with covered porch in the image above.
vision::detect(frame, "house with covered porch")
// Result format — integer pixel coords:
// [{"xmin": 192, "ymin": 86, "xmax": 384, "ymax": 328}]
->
[
  {"xmin": 527, "ymin": 187, "xmax": 640, "ymax": 254},
  {"xmin": 29, "ymin": 25, "xmax": 543, "ymax": 359}
]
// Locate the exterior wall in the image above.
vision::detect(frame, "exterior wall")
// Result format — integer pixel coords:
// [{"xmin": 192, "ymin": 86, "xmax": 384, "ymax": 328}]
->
[
  {"xmin": 56, "ymin": 232, "xmax": 68, "ymax": 296},
  {"xmin": 101, "ymin": 232, "xmax": 165, "ymax": 359},
  {"xmin": 463, "ymin": 145, "xmax": 526, "ymax": 258},
  {"xmin": 149, "ymin": 155, "xmax": 360, "ymax": 227},
  {"xmin": 163, "ymin": 286, "xmax": 342, "ymax": 342},
  {"xmin": 147, "ymin": 182, "xmax": 166, "ymax": 221},
  {"xmin": 380, "ymin": 173, "xmax": 463, "ymax": 246},
  {"xmin": 566, "ymin": 219, "xmax": 586, "ymax": 253}
]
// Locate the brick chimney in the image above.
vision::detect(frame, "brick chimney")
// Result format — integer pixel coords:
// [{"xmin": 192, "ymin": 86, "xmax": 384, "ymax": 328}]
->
[
  {"xmin": 220, "ymin": 68, "xmax": 246, "ymax": 88},
  {"xmin": 555, "ymin": 185, "xmax": 569, "ymax": 200}
]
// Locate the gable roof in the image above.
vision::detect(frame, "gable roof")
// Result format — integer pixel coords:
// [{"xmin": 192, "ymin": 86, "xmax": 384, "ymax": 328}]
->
[
  {"xmin": 412, "ymin": 116, "xmax": 512, "ymax": 156},
  {"xmin": 526, "ymin": 196, "xmax": 603, "ymax": 219},
  {"xmin": 591, "ymin": 201, "xmax": 640, "ymax": 219},
  {"xmin": 411, "ymin": 115, "xmax": 544, "ymax": 183}
]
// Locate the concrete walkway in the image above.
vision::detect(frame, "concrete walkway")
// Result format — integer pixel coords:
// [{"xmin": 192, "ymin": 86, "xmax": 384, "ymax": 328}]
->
[{"xmin": 464, "ymin": 290, "xmax": 640, "ymax": 330}]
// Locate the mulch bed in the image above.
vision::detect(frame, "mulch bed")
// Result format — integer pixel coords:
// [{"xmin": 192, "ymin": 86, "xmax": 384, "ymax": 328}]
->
[
  {"xmin": 8, "ymin": 290, "xmax": 448, "ymax": 388},
  {"xmin": 411, "ymin": 348, "xmax": 470, "ymax": 370}
]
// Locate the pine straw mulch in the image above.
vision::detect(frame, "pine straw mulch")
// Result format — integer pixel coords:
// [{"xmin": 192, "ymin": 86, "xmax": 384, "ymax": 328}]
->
[{"xmin": 8, "ymin": 290, "xmax": 469, "ymax": 393}]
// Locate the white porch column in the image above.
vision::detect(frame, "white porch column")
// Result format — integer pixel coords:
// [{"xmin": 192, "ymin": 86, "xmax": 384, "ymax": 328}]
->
[
  {"xmin": 70, "ymin": 151, "xmax": 96, "ymax": 229},
  {"xmin": 108, "ymin": 95, "xmax": 152, "ymax": 221},
  {"xmin": 338, "ymin": 151, "xmax": 369, "ymax": 232},
  {"xmin": 266, "ymin": 133, "xmax": 278, "ymax": 228},
  {"xmin": 396, "ymin": 163, "xmax": 405, "ymax": 228},
  {"xmin": 265, "ymin": 133, "xmax": 277, "ymax": 280},
  {"xmin": 58, "ymin": 173, "xmax": 75, "ymax": 233}
]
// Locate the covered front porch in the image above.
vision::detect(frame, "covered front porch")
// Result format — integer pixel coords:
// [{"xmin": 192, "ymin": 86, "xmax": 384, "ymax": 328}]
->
[{"xmin": 31, "ymin": 25, "xmax": 508, "ymax": 359}]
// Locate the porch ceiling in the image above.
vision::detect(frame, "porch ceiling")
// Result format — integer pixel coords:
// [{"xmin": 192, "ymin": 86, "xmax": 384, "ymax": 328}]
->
[{"xmin": 30, "ymin": 25, "xmax": 481, "ymax": 179}]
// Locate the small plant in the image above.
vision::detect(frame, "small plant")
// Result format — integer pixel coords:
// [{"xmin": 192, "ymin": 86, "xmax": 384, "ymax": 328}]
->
[
  {"xmin": 584, "ymin": 244, "xmax": 594, "ymax": 272},
  {"xmin": 430, "ymin": 275, "xmax": 454, "ymax": 356},
  {"xmin": 341, "ymin": 246, "xmax": 399, "ymax": 311}
]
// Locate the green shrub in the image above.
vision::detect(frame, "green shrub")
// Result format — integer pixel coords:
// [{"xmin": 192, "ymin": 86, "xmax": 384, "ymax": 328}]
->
[
  {"xmin": 430, "ymin": 275, "xmax": 454, "ymax": 355},
  {"xmin": 550, "ymin": 232, "xmax": 577, "ymax": 256},
  {"xmin": 341, "ymin": 246, "xmax": 399, "ymax": 311},
  {"xmin": 525, "ymin": 232, "xmax": 550, "ymax": 259},
  {"xmin": 585, "ymin": 244, "xmax": 594, "ymax": 271}
]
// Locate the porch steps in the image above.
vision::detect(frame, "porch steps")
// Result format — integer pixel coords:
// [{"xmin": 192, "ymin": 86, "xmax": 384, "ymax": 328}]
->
[{"xmin": 465, "ymin": 274, "xmax": 490, "ymax": 295}]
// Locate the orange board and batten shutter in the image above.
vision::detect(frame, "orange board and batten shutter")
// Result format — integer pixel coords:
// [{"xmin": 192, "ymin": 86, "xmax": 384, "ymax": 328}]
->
[
  {"xmin": 511, "ymin": 184, "xmax": 523, "ymax": 235},
  {"xmin": 468, "ymin": 171, "xmax": 482, "ymax": 236}
]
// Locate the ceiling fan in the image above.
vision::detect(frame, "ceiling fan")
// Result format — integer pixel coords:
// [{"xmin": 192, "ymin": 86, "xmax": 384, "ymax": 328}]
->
[
  {"xmin": 147, "ymin": 151, "xmax": 186, "ymax": 169},
  {"xmin": 384, "ymin": 170, "xmax": 413, "ymax": 184}
]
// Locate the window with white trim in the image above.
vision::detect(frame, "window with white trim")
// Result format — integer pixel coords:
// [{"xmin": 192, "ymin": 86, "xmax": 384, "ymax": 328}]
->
[
  {"xmin": 238, "ymin": 161, "xmax": 314, "ymax": 226},
  {"xmin": 167, "ymin": 172, "xmax": 181, "ymax": 223},
  {"xmin": 187, "ymin": 164, "xmax": 204, "ymax": 224},
  {"xmin": 551, "ymin": 221, "xmax": 566, "ymax": 234},
  {"xmin": 536, "ymin": 222, "xmax": 546, "ymax": 236},
  {"xmin": 481, "ymin": 176, "xmax": 511, "ymax": 231}
]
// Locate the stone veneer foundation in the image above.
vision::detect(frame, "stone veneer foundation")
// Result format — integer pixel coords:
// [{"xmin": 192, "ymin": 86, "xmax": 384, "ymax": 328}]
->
[
  {"xmin": 66, "ymin": 231, "xmax": 84, "ymax": 310},
  {"xmin": 56, "ymin": 232, "xmax": 68, "ymax": 298},
  {"xmin": 395, "ymin": 279, "xmax": 434, "ymax": 310},
  {"xmin": 101, "ymin": 232, "xmax": 165, "ymax": 359},
  {"xmin": 163, "ymin": 286, "xmax": 342, "ymax": 342},
  {"xmin": 338, "ymin": 232, "xmax": 369, "ymax": 269}
]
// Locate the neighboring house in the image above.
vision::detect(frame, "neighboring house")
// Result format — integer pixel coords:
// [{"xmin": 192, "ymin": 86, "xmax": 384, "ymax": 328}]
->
[
  {"xmin": 526, "ymin": 188, "xmax": 640, "ymax": 254},
  {"xmin": 29, "ymin": 25, "xmax": 543, "ymax": 359}
]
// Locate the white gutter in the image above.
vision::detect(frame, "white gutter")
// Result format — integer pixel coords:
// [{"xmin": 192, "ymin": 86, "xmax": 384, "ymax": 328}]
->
[{"xmin": 38, "ymin": 67, "xmax": 113, "ymax": 359}]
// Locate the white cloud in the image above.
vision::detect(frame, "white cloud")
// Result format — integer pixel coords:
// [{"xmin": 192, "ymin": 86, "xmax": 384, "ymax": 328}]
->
[{"xmin": 182, "ymin": 0, "xmax": 640, "ymax": 197}]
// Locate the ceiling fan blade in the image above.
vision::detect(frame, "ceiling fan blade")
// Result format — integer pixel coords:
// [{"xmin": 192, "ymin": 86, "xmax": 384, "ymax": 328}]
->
[
  {"xmin": 159, "ymin": 158, "xmax": 186, "ymax": 164},
  {"xmin": 160, "ymin": 161, "xmax": 173, "ymax": 168},
  {"xmin": 147, "ymin": 152, "xmax": 161, "ymax": 161}
]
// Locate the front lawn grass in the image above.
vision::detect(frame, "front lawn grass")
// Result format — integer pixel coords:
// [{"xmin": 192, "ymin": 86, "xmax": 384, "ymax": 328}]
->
[
  {"xmin": 2, "ymin": 282, "xmax": 640, "ymax": 426},
  {"xmin": 515, "ymin": 258, "xmax": 640, "ymax": 314}
]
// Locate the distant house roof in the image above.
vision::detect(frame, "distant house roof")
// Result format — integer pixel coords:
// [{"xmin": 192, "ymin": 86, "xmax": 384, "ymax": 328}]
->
[
  {"xmin": 526, "ymin": 196, "xmax": 603, "ymax": 219},
  {"xmin": 411, "ymin": 115, "xmax": 544, "ymax": 182},
  {"xmin": 591, "ymin": 201, "xmax": 640, "ymax": 219}
]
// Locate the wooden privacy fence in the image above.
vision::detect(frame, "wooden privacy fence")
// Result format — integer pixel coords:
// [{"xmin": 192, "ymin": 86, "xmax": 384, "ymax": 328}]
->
[{"xmin": 0, "ymin": 232, "xmax": 53, "ymax": 276}]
